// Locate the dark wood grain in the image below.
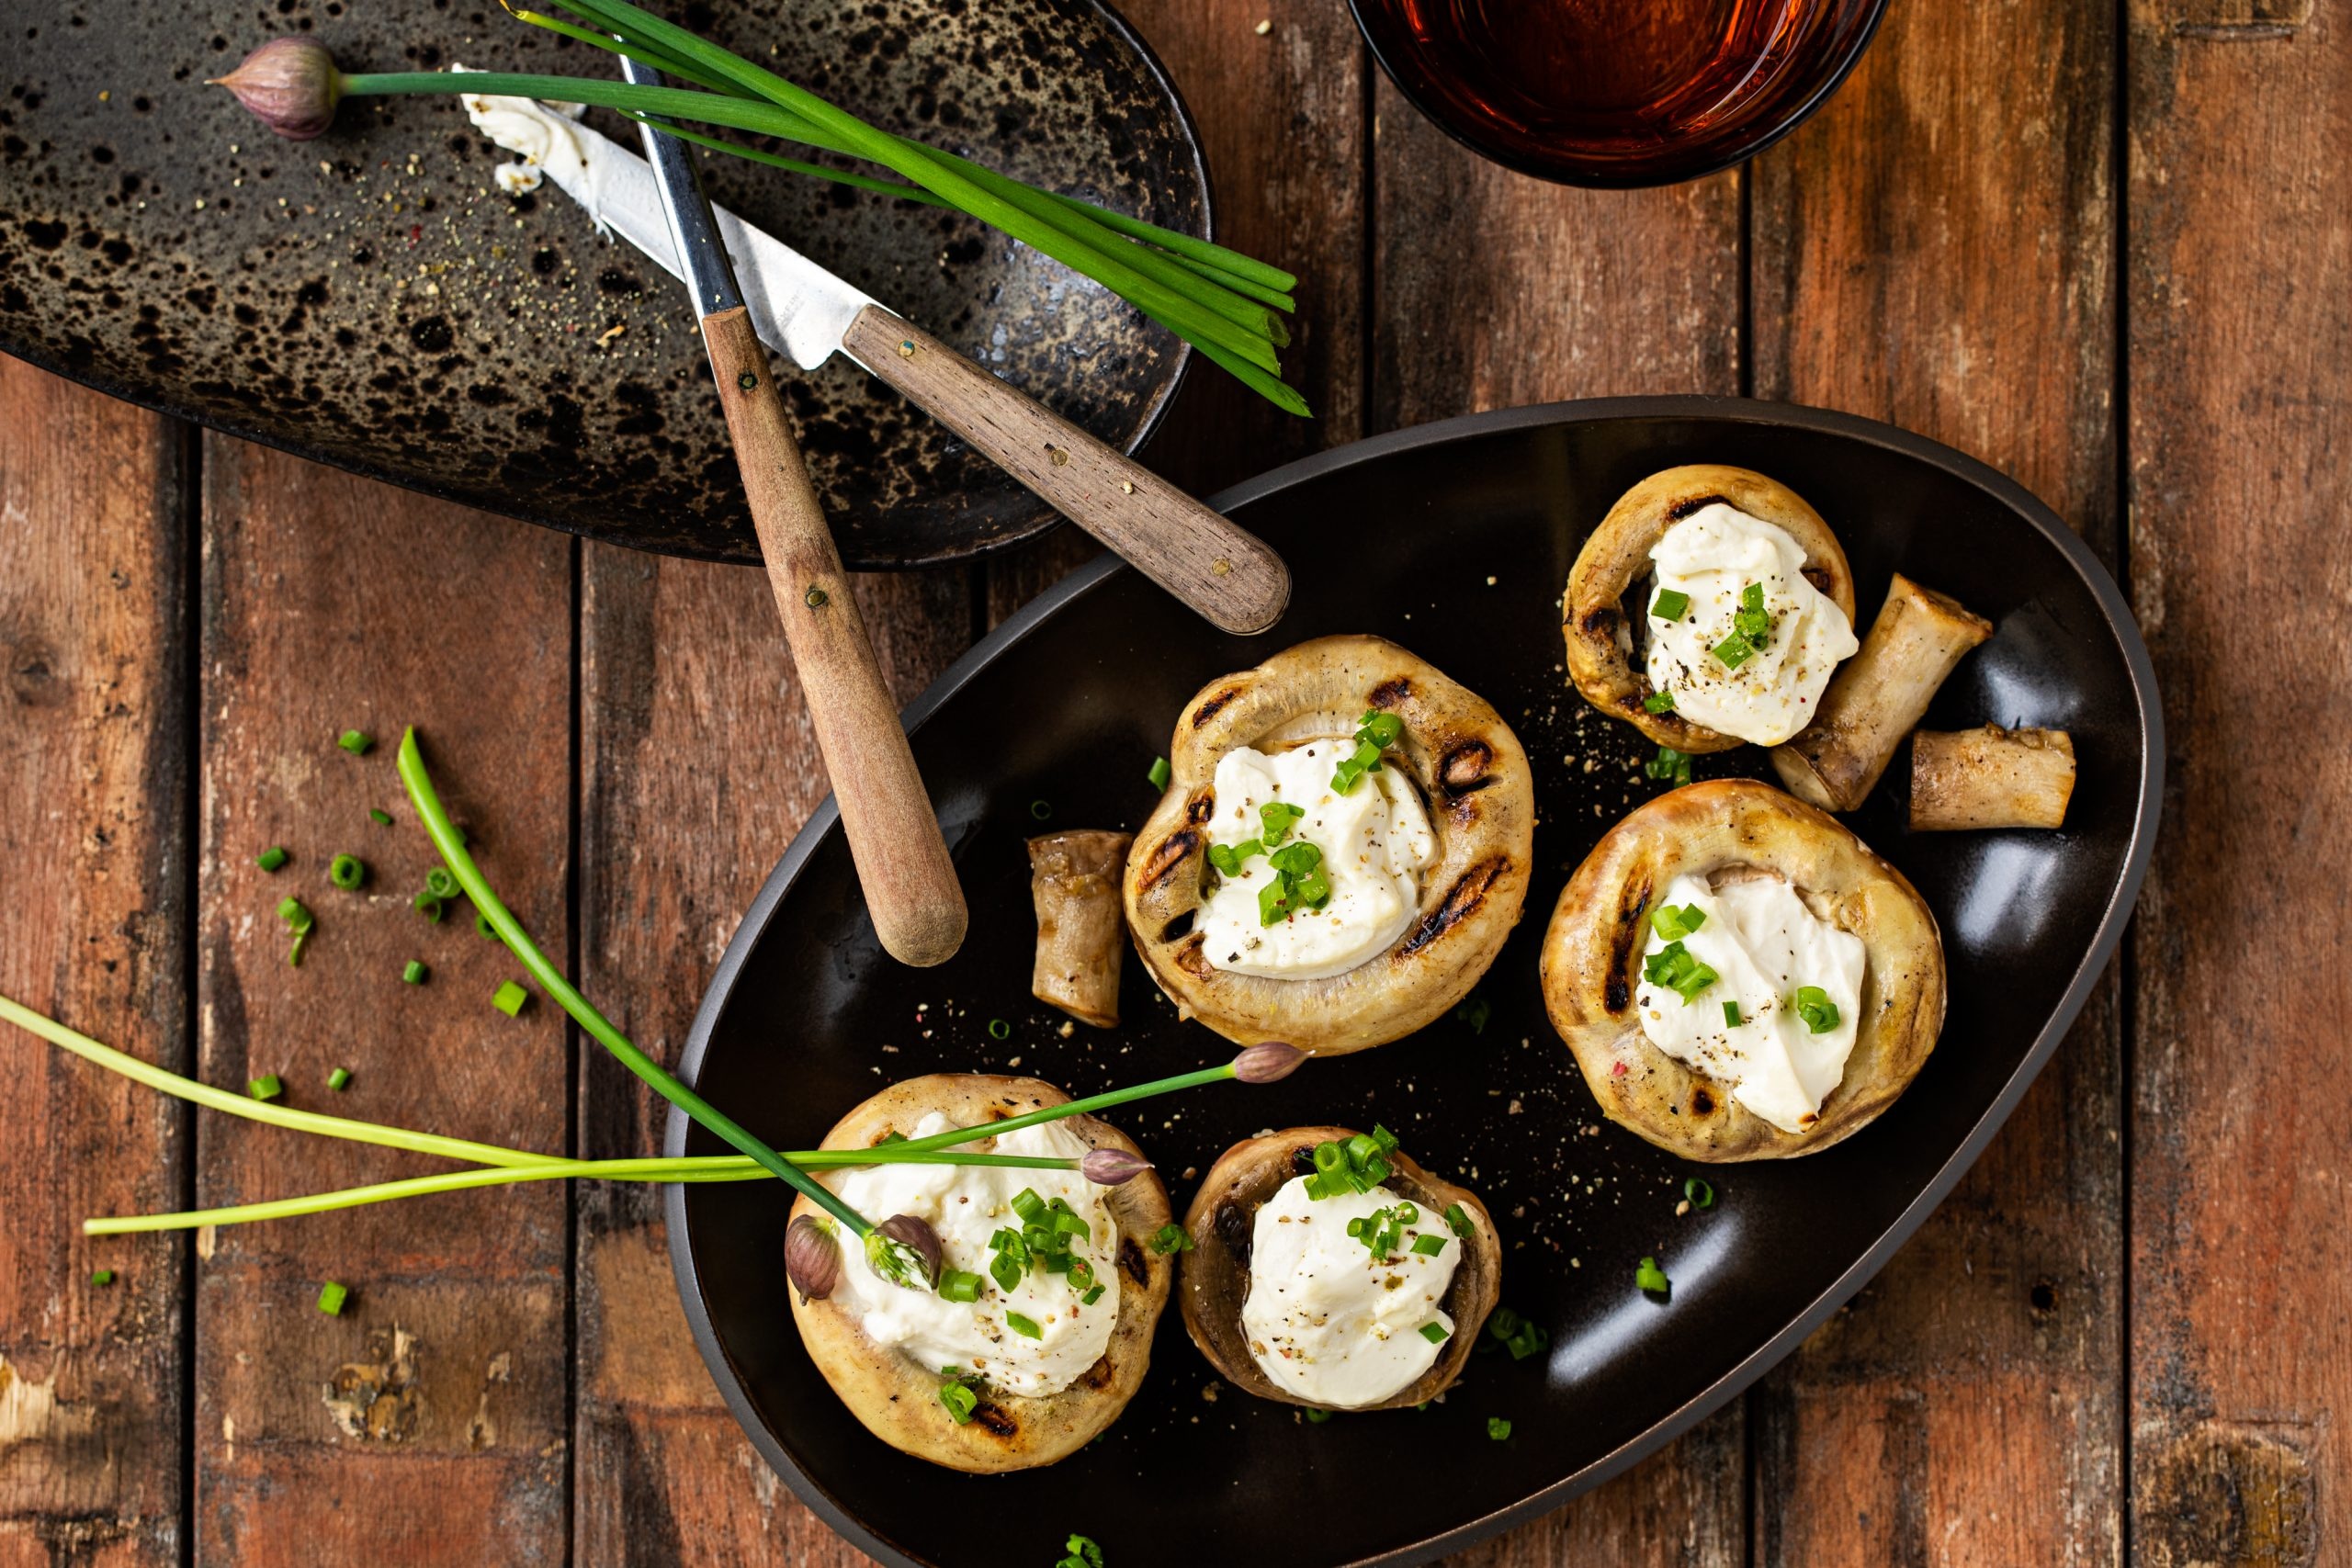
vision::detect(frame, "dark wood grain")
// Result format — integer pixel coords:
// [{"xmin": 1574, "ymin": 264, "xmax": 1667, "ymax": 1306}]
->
[
  {"xmin": 0, "ymin": 360, "xmax": 189, "ymax": 1568},
  {"xmin": 573, "ymin": 547, "xmax": 968, "ymax": 1568},
  {"xmin": 190, "ymin": 442, "xmax": 573, "ymax": 1565},
  {"xmin": 1374, "ymin": 78, "xmax": 1749, "ymax": 1568},
  {"xmin": 2124, "ymin": 1, "xmax": 2348, "ymax": 1562},
  {"xmin": 1746, "ymin": 0, "xmax": 2125, "ymax": 1558}
]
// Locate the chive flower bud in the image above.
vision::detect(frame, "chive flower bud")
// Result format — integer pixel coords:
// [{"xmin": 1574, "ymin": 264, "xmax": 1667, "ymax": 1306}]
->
[
  {"xmin": 211, "ymin": 38, "xmax": 345, "ymax": 141},
  {"xmin": 1080, "ymin": 1147, "xmax": 1151, "ymax": 1187},
  {"xmin": 868, "ymin": 1213, "xmax": 944, "ymax": 1292},
  {"xmin": 785, "ymin": 1214, "xmax": 842, "ymax": 1303},
  {"xmin": 1234, "ymin": 1043, "xmax": 1307, "ymax": 1084}
]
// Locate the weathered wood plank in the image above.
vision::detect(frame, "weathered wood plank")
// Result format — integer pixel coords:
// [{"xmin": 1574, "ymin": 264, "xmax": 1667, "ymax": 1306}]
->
[
  {"xmin": 1374, "ymin": 77, "xmax": 1748, "ymax": 1568},
  {"xmin": 0, "ymin": 358, "xmax": 189, "ymax": 1568},
  {"xmin": 2124, "ymin": 2, "xmax": 2349, "ymax": 1562},
  {"xmin": 192, "ymin": 446, "xmax": 572, "ymax": 1565},
  {"xmin": 1747, "ymin": 0, "xmax": 2123, "ymax": 1558},
  {"xmin": 573, "ymin": 547, "xmax": 967, "ymax": 1568}
]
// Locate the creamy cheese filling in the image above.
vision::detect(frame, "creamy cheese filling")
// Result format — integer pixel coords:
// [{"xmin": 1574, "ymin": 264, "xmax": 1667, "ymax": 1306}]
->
[
  {"xmin": 1645, "ymin": 503, "xmax": 1859, "ymax": 746},
  {"xmin": 824, "ymin": 1112, "xmax": 1119, "ymax": 1400},
  {"xmin": 1240, "ymin": 1176, "xmax": 1462, "ymax": 1408},
  {"xmin": 1196, "ymin": 742, "xmax": 1437, "ymax": 981},
  {"xmin": 454, "ymin": 67, "xmax": 597, "ymax": 206},
  {"xmin": 1635, "ymin": 871, "xmax": 1867, "ymax": 1133}
]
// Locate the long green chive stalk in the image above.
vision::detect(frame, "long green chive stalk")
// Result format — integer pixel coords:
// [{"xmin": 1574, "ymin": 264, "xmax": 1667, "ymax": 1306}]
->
[
  {"xmin": 217, "ymin": 0, "xmax": 1306, "ymax": 412},
  {"xmin": 392, "ymin": 730, "xmax": 885, "ymax": 1240}
]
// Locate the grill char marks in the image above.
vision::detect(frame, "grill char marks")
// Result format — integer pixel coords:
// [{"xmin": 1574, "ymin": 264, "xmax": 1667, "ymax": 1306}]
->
[
  {"xmin": 1440, "ymin": 739, "xmax": 1495, "ymax": 797},
  {"xmin": 1189, "ymin": 685, "xmax": 1242, "ymax": 729},
  {"xmin": 1667, "ymin": 492, "xmax": 1730, "ymax": 521},
  {"xmin": 1137, "ymin": 828, "xmax": 1200, "ymax": 892},
  {"xmin": 1603, "ymin": 875, "xmax": 1654, "ymax": 1014},
  {"xmin": 1396, "ymin": 858, "xmax": 1507, "ymax": 958}
]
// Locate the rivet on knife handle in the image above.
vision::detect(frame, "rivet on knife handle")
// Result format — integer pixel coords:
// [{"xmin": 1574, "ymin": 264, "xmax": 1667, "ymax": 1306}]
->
[
  {"xmin": 704, "ymin": 306, "xmax": 968, "ymax": 968},
  {"xmin": 843, "ymin": 306, "xmax": 1291, "ymax": 636}
]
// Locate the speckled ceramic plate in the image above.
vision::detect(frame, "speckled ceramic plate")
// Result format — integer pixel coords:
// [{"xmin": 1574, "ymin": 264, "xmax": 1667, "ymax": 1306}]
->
[
  {"xmin": 666, "ymin": 400, "xmax": 2162, "ymax": 1566},
  {"xmin": 0, "ymin": 0, "xmax": 1204, "ymax": 566}
]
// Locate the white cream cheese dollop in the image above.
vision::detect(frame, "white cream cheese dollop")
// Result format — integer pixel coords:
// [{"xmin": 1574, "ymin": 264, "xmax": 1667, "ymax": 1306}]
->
[
  {"xmin": 824, "ymin": 1112, "xmax": 1119, "ymax": 1399},
  {"xmin": 453, "ymin": 67, "xmax": 596, "ymax": 206},
  {"xmin": 1636, "ymin": 871, "xmax": 1866, "ymax": 1133},
  {"xmin": 1196, "ymin": 742, "xmax": 1437, "ymax": 981},
  {"xmin": 1241, "ymin": 1177, "xmax": 1461, "ymax": 1408},
  {"xmin": 1645, "ymin": 503, "xmax": 1859, "ymax": 745}
]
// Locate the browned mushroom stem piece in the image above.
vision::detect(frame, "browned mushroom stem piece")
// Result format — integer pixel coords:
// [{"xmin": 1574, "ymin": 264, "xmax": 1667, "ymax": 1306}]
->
[
  {"xmin": 1027, "ymin": 830, "xmax": 1133, "ymax": 1027},
  {"xmin": 1909, "ymin": 726, "xmax": 2076, "ymax": 830},
  {"xmin": 1770, "ymin": 574, "xmax": 1993, "ymax": 812}
]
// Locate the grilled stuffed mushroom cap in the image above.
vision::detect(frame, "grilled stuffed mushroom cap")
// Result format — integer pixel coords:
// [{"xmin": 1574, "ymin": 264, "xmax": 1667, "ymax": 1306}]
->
[
  {"xmin": 1541, "ymin": 779, "xmax": 1945, "ymax": 1160},
  {"xmin": 786, "ymin": 1075, "xmax": 1172, "ymax": 1472},
  {"xmin": 1123, "ymin": 636, "xmax": 1535, "ymax": 1055},
  {"xmin": 1178, "ymin": 1127, "xmax": 1501, "ymax": 1411},
  {"xmin": 1564, "ymin": 466, "xmax": 1858, "ymax": 752}
]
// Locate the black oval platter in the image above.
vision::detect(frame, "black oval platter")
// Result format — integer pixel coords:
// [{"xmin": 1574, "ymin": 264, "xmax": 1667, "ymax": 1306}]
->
[{"xmin": 663, "ymin": 398, "xmax": 2162, "ymax": 1567}]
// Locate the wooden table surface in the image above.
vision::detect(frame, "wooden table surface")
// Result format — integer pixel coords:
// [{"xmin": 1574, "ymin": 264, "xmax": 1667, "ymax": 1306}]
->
[{"xmin": 1, "ymin": 0, "xmax": 2342, "ymax": 1562}]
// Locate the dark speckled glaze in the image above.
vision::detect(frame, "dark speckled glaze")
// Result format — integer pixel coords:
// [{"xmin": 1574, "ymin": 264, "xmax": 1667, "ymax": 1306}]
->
[
  {"xmin": 0, "ymin": 0, "xmax": 1205, "ymax": 567},
  {"xmin": 665, "ymin": 401, "xmax": 2160, "ymax": 1567}
]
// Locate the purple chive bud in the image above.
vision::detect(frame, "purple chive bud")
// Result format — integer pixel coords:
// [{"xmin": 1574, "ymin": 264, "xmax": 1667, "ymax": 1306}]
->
[
  {"xmin": 210, "ymin": 38, "xmax": 345, "ymax": 141},
  {"xmin": 868, "ymin": 1213, "xmax": 944, "ymax": 1291},
  {"xmin": 784, "ymin": 1214, "xmax": 842, "ymax": 1303},
  {"xmin": 1234, "ymin": 1043, "xmax": 1307, "ymax": 1084},
  {"xmin": 1080, "ymin": 1147, "xmax": 1152, "ymax": 1186}
]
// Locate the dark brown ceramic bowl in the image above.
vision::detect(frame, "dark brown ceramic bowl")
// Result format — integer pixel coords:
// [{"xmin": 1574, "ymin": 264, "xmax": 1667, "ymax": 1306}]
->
[
  {"xmin": 0, "ymin": 0, "xmax": 1205, "ymax": 566},
  {"xmin": 1350, "ymin": 0, "xmax": 1889, "ymax": 189},
  {"xmin": 665, "ymin": 400, "xmax": 2161, "ymax": 1566}
]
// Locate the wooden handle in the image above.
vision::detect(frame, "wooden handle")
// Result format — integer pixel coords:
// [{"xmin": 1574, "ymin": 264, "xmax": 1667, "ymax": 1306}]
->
[
  {"xmin": 843, "ymin": 306, "xmax": 1291, "ymax": 636},
  {"xmin": 701, "ymin": 307, "xmax": 967, "ymax": 967}
]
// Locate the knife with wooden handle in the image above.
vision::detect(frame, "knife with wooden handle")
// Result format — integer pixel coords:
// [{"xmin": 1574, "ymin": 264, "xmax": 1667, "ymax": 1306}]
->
[
  {"xmin": 624, "ymin": 56, "xmax": 967, "ymax": 969},
  {"xmin": 469, "ymin": 80, "xmax": 1290, "ymax": 636}
]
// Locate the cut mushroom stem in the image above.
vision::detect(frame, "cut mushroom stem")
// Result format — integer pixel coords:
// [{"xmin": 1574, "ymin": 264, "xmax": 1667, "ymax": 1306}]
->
[
  {"xmin": 1027, "ymin": 830, "xmax": 1134, "ymax": 1028},
  {"xmin": 1770, "ymin": 574, "xmax": 1993, "ymax": 812},
  {"xmin": 1909, "ymin": 726, "xmax": 2076, "ymax": 830}
]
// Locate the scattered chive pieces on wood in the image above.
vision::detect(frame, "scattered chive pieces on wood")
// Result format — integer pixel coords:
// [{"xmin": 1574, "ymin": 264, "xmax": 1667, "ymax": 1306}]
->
[
  {"xmin": 256, "ymin": 846, "xmax": 288, "ymax": 873},
  {"xmin": 1147, "ymin": 755, "xmax": 1171, "ymax": 790},
  {"xmin": 327, "ymin": 1066, "xmax": 352, "ymax": 1091},
  {"xmin": 91, "ymin": 1268, "xmax": 115, "ymax": 1286},
  {"xmin": 424, "ymin": 866, "xmax": 458, "ymax": 900},
  {"xmin": 402, "ymin": 961, "xmax": 426, "ymax": 986},
  {"xmin": 289, "ymin": 932, "xmax": 310, "ymax": 967},
  {"xmin": 476, "ymin": 909, "xmax": 500, "ymax": 941},
  {"xmin": 369, "ymin": 807, "xmax": 392, "ymax": 826},
  {"xmin": 336, "ymin": 729, "xmax": 372, "ymax": 756},
  {"xmin": 492, "ymin": 980, "xmax": 528, "ymax": 1017},
  {"xmin": 329, "ymin": 853, "xmax": 365, "ymax": 890},
  {"xmin": 413, "ymin": 892, "xmax": 444, "ymax": 923},
  {"xmin": 248, "ymin": 1075, "xmax": 283, "ymax": 1101},
  {"xmin": 316, "ymin": 1280, "xmax": 349, "ymax": 1315},
  {"xmin": 277, "ymin": 897, "xmax": 313, "ymax": 931},
  {"xmin": 1487, "ymin": 1416, "xmax": 1513, "ymax": 1441}
]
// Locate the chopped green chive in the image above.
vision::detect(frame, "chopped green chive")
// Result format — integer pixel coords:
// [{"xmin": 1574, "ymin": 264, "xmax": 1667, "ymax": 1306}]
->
[
  {"xmin": 1636, "ymin": 1256, "xmax": 1670, "ymax": 1294},
  {"xmin": 1642, "ymin": 941, "xmax": 1719, "ymax": 1003},
  {"xmin": 329, "ymin": 853, "xmax": 365, "ymax": 890},
  {"xmin": 413, "ymin": 893, "xmax": 444, "ymax": 923},
  {"xmin": 1457, "ymin": 997, "xmax": 1490, "ymax": 1034},
  {"xmin": 1011, "ymin": 1189, "xmax": 1047, "ymax": 1225},
  {"xmin": 1205, "ymin": 837, "xmax": 1261, "ymax": 877},
  {"xmin": 288, "ymin": 931, "xmax": 310, "ymax": 968},
  {"xmin": 336, "ymin": 730, "xmax": 372, "ymax": 756},
  {"xmin": 1712, "ymin": 629, "xmax": 1756, "ymax": 669},
  {"xmin": 1259, "ymin": 800, "xmax": 1305, "ymax": 845},
  {"xmin": 1650, "ymin": 903, "xmax": 1707, "ymax": 941},
  {"xmin": 1723, "ymin": 1000, "xmax": 1743, "ymax": 1027},
  {"xmin": 1304, "ymin": 1408, "xmax": 1332, "ymax": 1424},
  {"xmin": 91, "ymin": 1268, "xmax": 115, "ymax": 1286},
  {"xmin": 1029, "ymin": 799, "xmax": 1052, "ymax": 820},
  {"xmin": 327, "ymin": 1066, "xmax": 352, "ymax": 1092},
  {"xmin": 476, "ymin": 909, "xmax": 499, "ymax": 941},
  {"xmin": 1331, "ymin": 710, "xmax": 1405, "ymax": 794},
  {"xmin": 1482, "ymin": 1307, "xmax": 1550, "ymax": 1362},
  {"xmin": 369, "ymin": 807, "xmax": 393, "ymax": 826},
  {"xmin": 492, "ymin": 981, "xmax": 528, "ymax": 1017},
  {"xmin": 1004, "ymin": 1310, "xmax": 1042, "ymax": 1340},
  {"xmin": 939, "ymin": 1379, "xmax": 978, "ymax": 1424},
  {"xmin": 1645, "ymin": 746, "xmax": 1693, "ymax": 786},
  {"xmin": 1735, "ymin": 581, "xmax": 1774, "ymax": 644},
  {"xmin": 1148, "ymin": 1223, "xmax": 1193, "ymax": 1256},
  {"xmin": 1794, "ymin": 986, "xmax": 1840, "ymax": 1033},
  {"xmin": 1643, "ymin": 689, "xmax": 1677, "ymax": 714},
  {"xmin": 1487, "ymin": 1416, "xmax": 1513, "ymax": 1441},
  {"xmin": 1419, "ymin": 1320, "xmax": 1450, "ymax": 1342},
  {"xmin": 1411, "ymin": 1233, "xmax": 1447, "ymax": 1258},
  {"xmin": 277, "ymin": 897, "xmax": 314, "ymax": 933},
  {"xmin": 938, "ymin": 1269, "xmax": 984, "ymax": 1303},
  {"xmin": 247, "ymin": 1074, "xmax": 283, "ymax": 1101},
  {"xmin": 316, "ymin": 1280, "xmax": 349, "ymax": 1315},
  {"xmin": 1444, "ymin": 1202, "xmax": 1476, "ymax": 1239},
  {"xmin": 1651, "ymin": 588, "xmax": 1690, "ymax": 621},
  {"xmin": 1147, "ymin": 755, "xmax": 1171, "ymax": 791},
  {"xmin": 401, "ymin": 961, "xmax": 426, "ymax": 986},
  {"xmin": 1684, "ymin": 1178, "xmax": 1714, "ymax": 1210},
  {"xmin": 255, "ymin": 846, "xmax": 288, "ymax": 873},
  {"xmin": 424, "ymin": 866, "xmax": 459, "ymax": 900},
  {"xmin": 987, "ymin": 1018, "xmax": 1011, "ymax": 1041},
  {"xmin": 1080, "ymin": 1283, "xmax": 1105, "ymax": 1305},
  {"xmin": 1301, "ymin": 1124, "xmax": 1398, "ymax": 1201},
  {"xmin": 1056, "ymin": 1534, "xmax": 1105, "ymax": 1568}
]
